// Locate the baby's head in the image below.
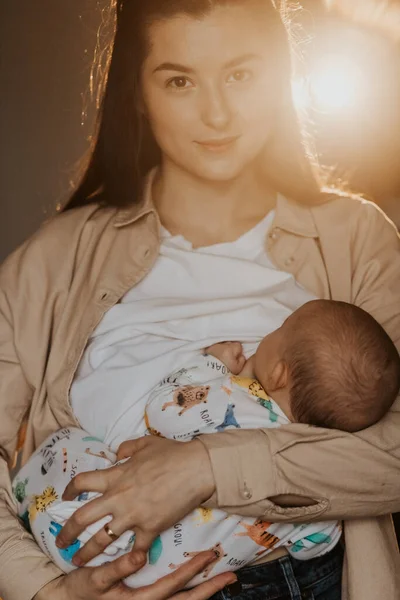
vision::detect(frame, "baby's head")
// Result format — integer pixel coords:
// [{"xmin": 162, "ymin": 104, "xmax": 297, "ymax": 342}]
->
[{"xmin": 254, "ymin": 300, "xmax": 400, "ymax": 432}]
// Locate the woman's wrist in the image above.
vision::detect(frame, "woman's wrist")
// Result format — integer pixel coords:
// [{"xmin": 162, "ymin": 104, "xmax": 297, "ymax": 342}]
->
[
  {"xmin": 189, "ymin": 439, "xmax": 215, "ymax": 503},
  {"xmin": 33, "ymin": 576, "xmax": 65, "ymax": 600}
]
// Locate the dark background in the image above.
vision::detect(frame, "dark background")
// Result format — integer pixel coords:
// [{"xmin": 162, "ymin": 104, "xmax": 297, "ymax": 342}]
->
[
  {"xmin": 1, "ymin": 0, "xmax": 400, "ymax": 541},
  {"xmin": 1, "ymin": 0, "xmax": 99, "ymax": 260}
]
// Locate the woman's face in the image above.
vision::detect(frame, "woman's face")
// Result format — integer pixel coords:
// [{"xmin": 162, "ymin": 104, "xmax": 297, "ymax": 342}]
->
[{"xmin": 141, "ymin": 3, "xmax": 280, "ymax": 182}]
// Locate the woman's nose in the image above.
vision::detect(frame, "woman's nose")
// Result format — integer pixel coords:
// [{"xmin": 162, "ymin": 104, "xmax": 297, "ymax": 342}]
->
[{"xmin": 200, "ymin": 86, "xmax": 233, "ymax": 131}]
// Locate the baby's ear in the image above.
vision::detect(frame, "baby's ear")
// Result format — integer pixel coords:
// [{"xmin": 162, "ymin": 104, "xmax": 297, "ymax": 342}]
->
[{"xmin": 267, "ymin": 360, "xmax": 288, "ymax": 392}]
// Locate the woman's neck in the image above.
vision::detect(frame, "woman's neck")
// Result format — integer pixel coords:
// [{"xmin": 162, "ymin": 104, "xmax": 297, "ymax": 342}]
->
[{"xmin": 153, "ymin": 159, "xmax": 276, "ymax": 247}]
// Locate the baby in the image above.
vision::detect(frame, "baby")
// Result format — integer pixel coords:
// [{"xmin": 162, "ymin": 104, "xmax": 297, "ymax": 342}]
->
[
  {"xmin": 204, "ymin": 298, "xmax": 400, "ymax": 433},
  {"xmin": 12, "ymin": 300, "xmax": 400, "ymax": 588}
]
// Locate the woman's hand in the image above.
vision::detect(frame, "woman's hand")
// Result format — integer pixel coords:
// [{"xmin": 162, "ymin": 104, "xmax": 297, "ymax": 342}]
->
[
  {"xmin": 56, "ymin": 437, "xmax": 215, "ymax": 566},
  {"xmin": 34, "ymin": 550, "xmax": 236, "ymax": 600}
]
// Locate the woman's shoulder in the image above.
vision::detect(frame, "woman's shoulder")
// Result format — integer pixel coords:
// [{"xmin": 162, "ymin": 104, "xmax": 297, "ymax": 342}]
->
[
  {"xmin": 0, "ymin": 203, "xmax": 118, "ymax": 288},
  {"xmin": 312, "ymin": 192, "xmax": 399, "ymax": 241},
  {"xmin": 33, "ymin": 202, "xmax": 118, "ymax": 246}
]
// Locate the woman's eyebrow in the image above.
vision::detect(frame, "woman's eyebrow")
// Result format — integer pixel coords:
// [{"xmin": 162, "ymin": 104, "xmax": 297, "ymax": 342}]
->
[
  {"xmin": 153, "ymin": 53, "xmax": 261, "ymax": 74},
  {"xmin": 224, "ymin": 53, "xmax": 261, "ymax": 69},
  {"xmin": 153, "ymin": 62, "xmax": 194, "ymax": 74}
]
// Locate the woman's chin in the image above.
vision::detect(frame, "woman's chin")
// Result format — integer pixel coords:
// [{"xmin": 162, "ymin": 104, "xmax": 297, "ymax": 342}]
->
[{"xmin": 189, "ymin": 160, "xmax": 254, "ymax": 183}]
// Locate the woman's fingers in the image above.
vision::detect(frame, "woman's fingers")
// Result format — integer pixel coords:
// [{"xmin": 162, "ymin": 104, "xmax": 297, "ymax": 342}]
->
[
  {"xmin": 89, "ymin": 550, "xmax": 147, "ymax": 593},
  {"xmin": 74, "ymin": 524, "xmax": 158, "ymax": 567},
  {"xmin": 56, "ymin": 494, "xmax": 117, "ymax": 549},
  {"xmin": 175, "ymin": 573, "xmax": 238, "ymax": 600},
  {"xmin": 116, "ymin": 437, "xmax": 148, "ymax": 461},
  {"xmin": 62, "ymin": 469, "xmax": 115, "ymax": 501},
  {"xmin": 133, "ymin": 552, "xmax": 225, "ymax": 600},
  {"xmin": 72, "ymin": 517, "xmax": 138, "ymax": 566},
  {"xmin": 130, "ymin": 527, "xmax": 157, "ymax": 554}
]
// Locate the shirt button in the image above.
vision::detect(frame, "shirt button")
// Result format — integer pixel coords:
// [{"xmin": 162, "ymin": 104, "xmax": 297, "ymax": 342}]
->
[
  {"xmin": 242, "ymin": 484, "xmax": 253, "ymax": 500},
  {"xmin": 269, "ymin": 228, "xmax": 280, "ymax": 241},
  {"xmin": 284, "ymin": 257, "xmax": 295, "ymax": 267}
]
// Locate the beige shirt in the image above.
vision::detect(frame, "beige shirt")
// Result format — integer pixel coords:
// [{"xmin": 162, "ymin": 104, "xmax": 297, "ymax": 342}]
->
[{"xmin": 0, "ymin": 183, "xmax": 399, "ymax": 600}]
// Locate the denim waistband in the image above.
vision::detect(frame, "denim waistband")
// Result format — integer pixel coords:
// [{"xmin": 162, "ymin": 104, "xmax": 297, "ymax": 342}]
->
[{"xmin": 217, "ymin": 541, "xmax": 344, "ymax": 600}]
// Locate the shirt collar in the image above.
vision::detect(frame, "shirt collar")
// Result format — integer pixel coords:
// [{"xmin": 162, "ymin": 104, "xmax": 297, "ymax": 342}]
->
[
  {"xmin": 114, "ymin": 169, "xmax": 319, "ymax": 238},
  {"xmin": 113, "ymin": 169, "xmax": 157, "ymax": 227},
  {"xmin": 273, "ymin": 193, "xmax": 319, "ymax": 238}
]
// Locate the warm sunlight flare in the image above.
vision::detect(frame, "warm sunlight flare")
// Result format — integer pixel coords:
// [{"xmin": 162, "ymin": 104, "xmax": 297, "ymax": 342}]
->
[{"xmin": 292, "ymin": 53, "xmax": 367, "ymax": 113}]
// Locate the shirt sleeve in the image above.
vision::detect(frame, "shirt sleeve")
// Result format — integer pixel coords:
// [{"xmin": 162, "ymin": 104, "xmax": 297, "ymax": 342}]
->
[
  {"xmin": 0, "ymin": 251, "xmax": 64, "ymax": 600},
  {"xmin": 198, "ymin": 203, "xmax": 400, "ymax": 522}
]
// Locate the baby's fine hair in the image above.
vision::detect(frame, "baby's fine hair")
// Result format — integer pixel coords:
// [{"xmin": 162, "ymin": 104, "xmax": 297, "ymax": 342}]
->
[{"xmin": 287, "ymin": 300, "xmax": 400, "ymax": 433}]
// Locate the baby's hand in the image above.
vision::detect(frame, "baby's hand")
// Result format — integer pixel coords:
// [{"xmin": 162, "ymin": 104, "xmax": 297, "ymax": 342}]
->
[{"xmin": 205, "ymin": 342, "xmax": 246, "ymax": 375}]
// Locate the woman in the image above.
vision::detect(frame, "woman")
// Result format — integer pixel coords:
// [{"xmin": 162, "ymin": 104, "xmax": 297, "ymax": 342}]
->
[{"xmin": 1, "ymin": 1, "xmax": 399, "ymax": 599}]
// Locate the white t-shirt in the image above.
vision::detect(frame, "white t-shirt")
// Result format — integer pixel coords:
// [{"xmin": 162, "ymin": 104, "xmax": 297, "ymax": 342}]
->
[{"xmin": 71, "ymin": 210, "xmax": 316, "ymax": 452}]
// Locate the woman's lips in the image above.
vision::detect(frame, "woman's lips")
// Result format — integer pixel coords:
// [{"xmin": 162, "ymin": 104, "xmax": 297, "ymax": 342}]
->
[{"xmin": 195, "ymin": 135, "xmax": 240, "ymax": 152}]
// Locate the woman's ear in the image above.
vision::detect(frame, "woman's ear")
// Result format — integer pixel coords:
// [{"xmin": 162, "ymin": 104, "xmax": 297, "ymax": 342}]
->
[{"xmin": 267, "ymin": 360, "xmax": 288, "ymax": 392}]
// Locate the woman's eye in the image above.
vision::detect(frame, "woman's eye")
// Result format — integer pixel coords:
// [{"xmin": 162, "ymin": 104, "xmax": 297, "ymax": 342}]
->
[
  {"xmin": 166, "ymin": 76, "xmax": 193, "ymax": 90},
  {"xmin": 227, "ymin": 70, "xmax": 252, "ymax": 84}
]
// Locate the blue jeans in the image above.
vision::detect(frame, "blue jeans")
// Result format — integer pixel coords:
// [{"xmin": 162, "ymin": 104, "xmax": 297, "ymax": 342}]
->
[{"xmin": 211, "ymin": 542, "xmax": 343, "ymax": 600}]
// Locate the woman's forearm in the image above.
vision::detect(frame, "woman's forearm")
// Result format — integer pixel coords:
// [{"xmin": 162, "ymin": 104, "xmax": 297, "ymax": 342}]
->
[
  {"xmin": 0, "ymin": 464, "xmax": 64, "ymax": 600},
  {"xmin": 198, "ymin": 412, "xmax": 400, "ymax": 522}
]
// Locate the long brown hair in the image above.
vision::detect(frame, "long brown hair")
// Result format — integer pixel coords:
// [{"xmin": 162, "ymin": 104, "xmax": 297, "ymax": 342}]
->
[{"xmin": 63, "ymin": 0, "xmax": 327, "ymax": 212}]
